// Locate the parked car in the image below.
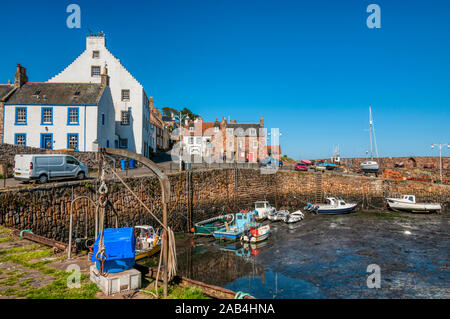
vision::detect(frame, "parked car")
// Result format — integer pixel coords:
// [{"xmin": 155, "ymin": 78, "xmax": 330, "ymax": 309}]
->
[
  {"xmin": 295, "ymin": 163, "xmax": 308, "ymax": 171},
  {"xmin": 14, "ymin": 154, "xmax": 88, "ymax": 184}
]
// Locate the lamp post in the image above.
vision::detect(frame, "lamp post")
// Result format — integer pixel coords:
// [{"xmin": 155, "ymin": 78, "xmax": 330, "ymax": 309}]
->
[
  {"xmin": 431, "ymin": 143, "xmax": 450, "ymax": 183},
  {"xmin": 175, "ymin": 111, "xmax": 189, "ymax": 171}
]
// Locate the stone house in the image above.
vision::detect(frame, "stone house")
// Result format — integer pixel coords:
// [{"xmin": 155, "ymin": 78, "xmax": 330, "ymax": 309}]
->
[
  {"xmin": 48, "ymin": 34, "xmax": 155, "ymax": 157},
  {"xmin": 181, "ymin": 116, "xmax": 268, "ymax": 163},
  {"xmin": 2, "ymin": 65, "xmax": 115, "ymax": 151}
]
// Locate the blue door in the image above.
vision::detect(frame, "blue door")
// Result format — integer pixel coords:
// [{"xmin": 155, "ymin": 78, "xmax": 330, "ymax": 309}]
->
[{"xmin": 41, "ymin": 134, "xmax": 53, "ymax": 150}]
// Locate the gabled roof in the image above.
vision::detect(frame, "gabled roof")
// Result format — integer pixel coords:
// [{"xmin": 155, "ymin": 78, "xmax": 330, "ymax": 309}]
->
[{"xmin": 5, "ymin": 83, "xmax": 105, "ymax": 105}]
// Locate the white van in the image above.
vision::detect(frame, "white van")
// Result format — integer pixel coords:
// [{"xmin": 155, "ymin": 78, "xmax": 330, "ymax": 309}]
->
[{"xmin": 14, "ymin": 154, "xmax": 89, "ymax": 184}]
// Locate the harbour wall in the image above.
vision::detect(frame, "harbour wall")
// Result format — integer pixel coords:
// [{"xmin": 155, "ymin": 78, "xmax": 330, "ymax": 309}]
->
[{"xmin": 0, "ymin": 169, "xmax": 449, "ymax": 242}]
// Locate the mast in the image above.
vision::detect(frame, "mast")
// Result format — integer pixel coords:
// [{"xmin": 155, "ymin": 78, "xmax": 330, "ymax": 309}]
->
[{"xmin": 369, "ymin": 105, "xmax": 374, "ymax": 160}]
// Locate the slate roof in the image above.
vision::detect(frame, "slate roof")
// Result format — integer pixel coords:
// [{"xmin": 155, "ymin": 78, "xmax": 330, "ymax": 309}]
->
[
  {"xmin": 0, "ymin": 85, "xmax": 15, "ymax": 100},
  {"xmin": 5, "ymin": 83, "xmax": 105, "ymax": 105},
  {"xmin": 226, "ymin": 123, "xmax": 262, "ymax": 136}
]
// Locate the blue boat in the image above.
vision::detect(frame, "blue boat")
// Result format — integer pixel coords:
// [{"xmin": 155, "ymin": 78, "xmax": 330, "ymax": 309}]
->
[{"xmin": 213, "ymin": 211, "xmax": 258, "ymax": 241}]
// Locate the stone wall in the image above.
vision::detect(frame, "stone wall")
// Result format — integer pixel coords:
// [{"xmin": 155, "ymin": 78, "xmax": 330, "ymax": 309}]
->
[
  {"xmin": 0, "ymin": 169, "xmax": 449, "ymax": 242},
  {"xmin": 0, "ymin": 143, "xmax": 138, "ymax": 177}
]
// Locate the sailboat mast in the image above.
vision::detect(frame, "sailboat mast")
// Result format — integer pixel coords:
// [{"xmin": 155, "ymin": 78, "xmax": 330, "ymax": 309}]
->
[{"xmin": 369, "ymin": 105, "xmax": 374, "ymax": 160}]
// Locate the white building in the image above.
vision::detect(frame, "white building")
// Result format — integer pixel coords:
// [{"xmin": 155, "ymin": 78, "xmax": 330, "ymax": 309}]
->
[
  {"xmin": 48, "ymin": 34, "xmax": 155, "ymax": 157},
  {"xmin": 2, "ymin": 65, "xmax": 115, "ymax": 151}
]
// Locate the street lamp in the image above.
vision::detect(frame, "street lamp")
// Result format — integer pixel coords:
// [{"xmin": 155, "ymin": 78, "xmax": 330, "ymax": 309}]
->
[
  {"xmin": 431, "ymin": 143, "xmax": 450, "ymax": 183},
  {"xmin": 174, "ymin": 110, "xmax": 189, "ymax": 171}
]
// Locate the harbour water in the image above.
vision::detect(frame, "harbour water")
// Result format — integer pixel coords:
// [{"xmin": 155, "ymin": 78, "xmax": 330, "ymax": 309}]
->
[{"xmin": 171, "ymin": 211, "xmax": 449, "ymax": 299}]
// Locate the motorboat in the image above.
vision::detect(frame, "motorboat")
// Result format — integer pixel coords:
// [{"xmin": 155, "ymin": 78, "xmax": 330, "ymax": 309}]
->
[
  {"xmin": 282, "ymin": 210, "xmax": 304, "ymax": 223},
  {"xmin": 134, "ymin": 225, "xmax": 161, "ymax": 261},
  {"xmin": 213, "ymin": 211, "xmax": 259, "ymax": 241},
  {"xmin": 305, "ymin": 197, "xmax": 357, "ymax": 215},
  {"xmin": 386, "ymin": 195, "xmax": 442, "ymax": 213},
  {"xmin": 241, "ymin": 224, "xmax": 271, "ymax": 243},
  {"xmin": 268, "ymin": 209, "xmax": 290, "ymax": 221},
  {"xmin": 193, "ymin": 214, "xmax": 234, "ymax": 236},
  {"xmin": 253, "ymin": 201, "xmax": 275, "ymax": 221}
]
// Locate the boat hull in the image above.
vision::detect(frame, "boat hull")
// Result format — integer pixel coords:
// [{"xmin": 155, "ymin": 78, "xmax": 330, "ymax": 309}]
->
[
  {"xmin": 241, "ymin": 231, "xmax": 270, "ymax": 243},
  {"xmin": 317, "ymin": 204, "xmax": 357, "ymax": 215},
  {"xmin": 387, "ymin": 201, "xmax": 441, "ymax": 213},
  {"xmin": 213, "ymin": 231, "xmax": 243, "ymax": 241},
  {"xmin": 135, "ymin": 245, "xmax": 161, "ymax": 261}
]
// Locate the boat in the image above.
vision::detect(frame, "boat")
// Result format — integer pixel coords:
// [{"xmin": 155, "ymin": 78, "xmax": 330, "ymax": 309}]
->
[
  {"xmin": 305, "ymin": 197, "xmax": 357, "ymax": 215},
  {"xmin": 213, "ymin": 211, "xmax": 258, "ymax": 241},
  {"xmin": 253, "ymin": 201, "xmax": 275, "ymax": 221},
  {"xmin": 193, "ymin": 214, "xmax": 234, "ymax": 236},
  {"xmin": 241, "ymin": 224, "xmax": 271, "ymax": 243},
  {"xmin": 134, "ymin": 226, "xmax": 161, "ymax": 261},
  {"xmin": 282, "ymin": 210, "xmax": 304, "ymax": 223},
  {"xmin": 386, "ymin": 195, "xmax": 442, "ymax": 213},
  {"xmin": 360, "ymin": 105, "xmax": 380, "ymax": 174},
  {"xmin": 268, "ymin": 209, "xmax": 289, "ymax": 221}
]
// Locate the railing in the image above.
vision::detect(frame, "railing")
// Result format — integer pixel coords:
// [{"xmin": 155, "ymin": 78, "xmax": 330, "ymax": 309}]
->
[{"xmin": 162, "ymin": 161, "xmax": 298, "ymax": 173}]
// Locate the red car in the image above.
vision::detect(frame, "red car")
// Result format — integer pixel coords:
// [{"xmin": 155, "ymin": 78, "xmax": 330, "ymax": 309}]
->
[{"xmin": 295, "ymin": 163, "xmax": 308, "ymax": 171}]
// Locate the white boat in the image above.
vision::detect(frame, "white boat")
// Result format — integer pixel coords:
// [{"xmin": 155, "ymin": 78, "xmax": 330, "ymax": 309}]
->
[
  {"xmin": 360, "ymin": 160, "xmax": 379, "ymax": 173},
  {"xmin": 386, "ymin": 195, "xmax": 442, "ymax": 213},
  {"xmin": 360, "ymin": 105, "xmax": 380, "ymax": 174},
  {"xmin": 305, "ymin": 197, "xmax": 357, "ymax": 215},
  {"xmin": 282, "ymin": 210, "xmax": 304, "ymax": 224},
  {"xmin": 241, "ymin": 224, "xmax": 271, "ymax": 243},
  {"xmin": 268, "ymin": 209, "xmax": 289, "ymax": 221},
  {"xmin": 253, "ymin": 201, "xmax": 275, "ymax": 221}
]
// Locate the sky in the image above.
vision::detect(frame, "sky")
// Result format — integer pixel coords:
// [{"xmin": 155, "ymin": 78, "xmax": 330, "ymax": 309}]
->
[{"xmin": 0, "ymin": 0, "xmax": 449, "ymax": 160}]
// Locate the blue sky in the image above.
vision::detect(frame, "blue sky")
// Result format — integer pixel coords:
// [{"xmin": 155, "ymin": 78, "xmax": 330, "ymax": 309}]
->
[{"xmin": 0, "ymin": 0, "xmax": 449, "ymax": 159}]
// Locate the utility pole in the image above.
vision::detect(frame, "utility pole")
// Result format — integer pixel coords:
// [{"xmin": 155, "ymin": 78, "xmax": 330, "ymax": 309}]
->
[{"xmin": 431, "ymin": 143, "xmax": 450, "ymax": 183}]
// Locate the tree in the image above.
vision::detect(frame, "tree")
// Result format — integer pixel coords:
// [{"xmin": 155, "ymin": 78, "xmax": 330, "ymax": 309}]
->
[
  {"xmin": 162, "ymin": 107, "xmax": 178, "ymax": 117},
  {"xmin": 180, "ymin": 107, "xmax": 199, "ymax": 121}
]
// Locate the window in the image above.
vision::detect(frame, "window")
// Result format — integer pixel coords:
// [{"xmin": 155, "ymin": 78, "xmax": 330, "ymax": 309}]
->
[
  {"xmin": 121, "ymin": 90, "xmax": 130, "ymax": 101},
  {"xmin": 253, "ymin": 141, "xmax": 258, "ymax": 148},
  {"xmin": 189, "ymin": 137, "xmax": 194, "ymax": 144},
  {"xmin": 189, "ymin": 126, "xmax": 194, "ymax": 132},
  {"xmin": 214, "ymin": 126, "xmax": 219, "ymax": 132},
  {"xmin": 119, "ymin": 138, "xmax": 128, "ymax": 148},
  {"xmin": 68, "ymin": 107, "xmax": 79, "ymax": 125},
  {"xmin": 15, "ymin": 107, "xmax": 27, "ymax": 125},
  {"xmin": 41, "ymin": 107, "xmax": 53, "ymax": 125},
  {"xmin": 66, "ymin": 156, "xmax": 79, "ymax": 165},
  {"xmin": 67, "ymin": 134, "xmax": 79, "ymax": 151},
  {"xmin": 250, "ymin": 128, "xmax": 256, "ymax": 136},
  {"xmin": 91, "ymin": 66, "xmax": 101, "ymax": 77},
  {"xmin": 226, "ymin": 128, "xmax": 233, "ymax": 135},
  {"xmin": 101, "ymin": 113, "xmax": 105, "ymax": 125},
  {"xmin": 92, "ymin": 51, "xmax": 100, "ymax": 59},
  {"xmin": 196, "ymin": 137, "xmax": 201, "ymax": 144},
  {"xmin": 14, "ymin": 134, "xmax": 26, "ymax": 146},
  {"xmin": 121, "ymin": 111, "xmax": 130, "ymax": 125}
]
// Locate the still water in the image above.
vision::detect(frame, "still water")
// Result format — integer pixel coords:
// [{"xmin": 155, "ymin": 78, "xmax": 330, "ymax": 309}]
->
[
  {"xmin": 139, "ymin": 213, "xmax": 450, "ymax": 299},
  {"xmin": 141, "ymin": 213, "xmax": 450, "ymax": 299}
]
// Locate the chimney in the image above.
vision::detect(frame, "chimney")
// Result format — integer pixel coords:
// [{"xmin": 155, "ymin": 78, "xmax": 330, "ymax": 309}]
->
[
  {"xmin": 14, "ymin": 64, "xmax": 28, "ymax": 88},
  {"xmin": 86, "ymin": 34, "xmax": 106, "ymax": 50},
  {"xmin": 101, "ymin": 65, "xmax": 109, "ymax": 87},
  {"xmin": 149, "ymin": 96, "xmax": 154, "ymax": 108},
  {"xmin": 260, "ymin": 116, "xmax": 264, "ymax": 127}
]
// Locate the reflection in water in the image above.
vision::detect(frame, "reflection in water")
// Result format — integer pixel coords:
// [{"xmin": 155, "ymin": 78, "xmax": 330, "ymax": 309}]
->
[{"xmin": 176, "ymin": 238, "xmax": 324, "ymax": 299}]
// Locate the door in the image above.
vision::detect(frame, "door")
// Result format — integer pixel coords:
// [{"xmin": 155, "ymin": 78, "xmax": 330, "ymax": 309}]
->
[
  {"xmin": 41, "ymin": 134, "xmax": 53, "ymax": 150},
  {"xmin": 248, "ymin": 153, "xmax": 254, "ymax": 162},
  {"xmin": 65, "ymin": 156, "xmax": 80, "ymax": 177}
]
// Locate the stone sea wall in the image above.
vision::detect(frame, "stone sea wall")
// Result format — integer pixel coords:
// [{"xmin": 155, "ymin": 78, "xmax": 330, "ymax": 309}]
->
[{"xmin": 0, "ymin": 169, "xmax": 449, "ymax": 242}]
